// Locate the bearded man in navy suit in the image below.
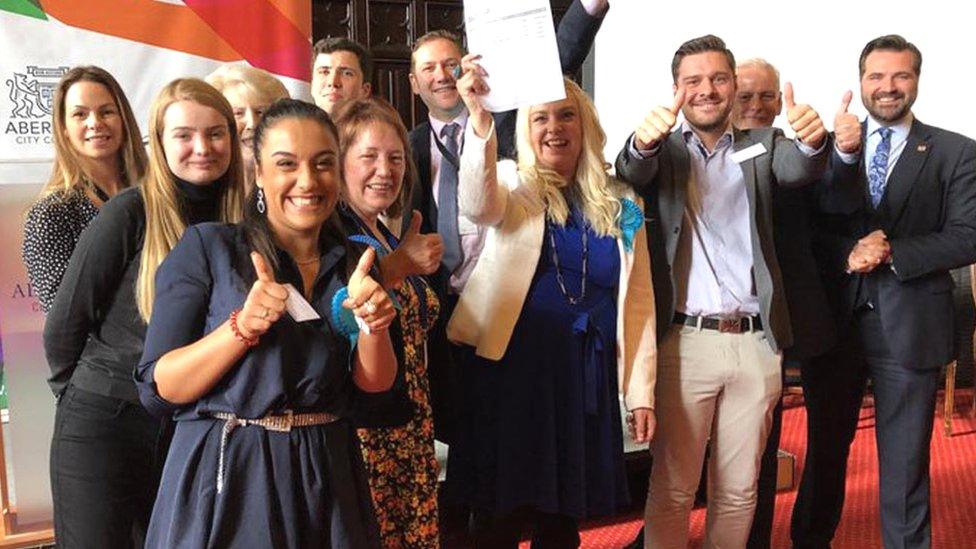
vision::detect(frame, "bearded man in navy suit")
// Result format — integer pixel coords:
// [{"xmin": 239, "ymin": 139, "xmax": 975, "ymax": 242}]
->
[{"xmin": 792, "ymin": 34, "xmax": 976, "ymax": 549}]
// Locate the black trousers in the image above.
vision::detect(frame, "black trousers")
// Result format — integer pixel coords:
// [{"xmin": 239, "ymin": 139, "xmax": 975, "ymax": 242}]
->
[
  {"xmin": 50, "ymin": 386, "xmax": 168, "ymax": 549},
  {"xmin": 472, "ymin": 508, "xmax": 580, "ymax": 549},
  {"xmin": 792, "ymin": 309, "xmax": 939, "ymax": 549}
]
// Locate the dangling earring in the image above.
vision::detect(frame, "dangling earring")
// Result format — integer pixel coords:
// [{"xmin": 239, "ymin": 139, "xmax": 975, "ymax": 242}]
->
[{"xmin": 257, "ymin": 188, "xmax": 266, "ymax": 214}]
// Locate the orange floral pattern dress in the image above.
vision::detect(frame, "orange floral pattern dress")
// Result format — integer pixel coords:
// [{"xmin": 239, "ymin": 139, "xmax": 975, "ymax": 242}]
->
[{"xmin": 357, "ymin": 277, "xmax": 440, "ymax": 548}]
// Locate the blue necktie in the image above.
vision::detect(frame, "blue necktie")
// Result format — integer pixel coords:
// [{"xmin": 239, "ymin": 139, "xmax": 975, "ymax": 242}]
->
[
  {"xmin": 868, "ymin": 127, "xmax": 893, "ymax": 208},
  {"xmin": 437, "ymin": 123, "xmax": 463, "ymax": 272}
]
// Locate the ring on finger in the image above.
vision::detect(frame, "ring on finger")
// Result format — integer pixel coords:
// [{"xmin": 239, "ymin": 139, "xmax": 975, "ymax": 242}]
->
[{"xmin": 363, "ymin": 299, "xmax": 377, "ymax": 315}]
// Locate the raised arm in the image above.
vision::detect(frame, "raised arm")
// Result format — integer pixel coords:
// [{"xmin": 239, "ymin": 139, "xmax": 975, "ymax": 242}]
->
[
  {"xmin": 344, "ymin": 248, "xmax": 398, "ymax": 392},
  {"xmin": 613, "ymin": 89, "xmax": 685, "ymax": 192},
  {"xmin": 771, "ymin": 83, "xmax": 831, "ymax": 187},
  {"xmin": 456, "ymin": 54, "xmax": 507, "ymax": 226},
  {"xmin": 145, "ymin": 247, "xmax": 290, "ymax": 407},
  {"xmin": 556, "ymin": 0, "xmax": 609, "ymax": 75}
]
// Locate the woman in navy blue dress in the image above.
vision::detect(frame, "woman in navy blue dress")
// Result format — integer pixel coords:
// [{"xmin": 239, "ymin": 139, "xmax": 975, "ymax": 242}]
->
[
  {"xmin": 445, "ymin": 66, "xmax": 658, "ymax": 545},
  {"xmin": 136, "ymin": 99, "xmax": 398, "ymax": 548}
]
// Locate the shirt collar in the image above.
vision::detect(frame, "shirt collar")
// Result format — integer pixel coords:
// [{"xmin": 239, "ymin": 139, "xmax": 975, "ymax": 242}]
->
[
  {"xmin": 867, "ymin": 111, "xmax": 914, "ymax": 141},
  {"xmin": 429, "ymin": 110, "xmax": 469, "ymax": 138},
  {"xmin": 680, "ymin": 120, "xmax": 735, "ymax": 153}
]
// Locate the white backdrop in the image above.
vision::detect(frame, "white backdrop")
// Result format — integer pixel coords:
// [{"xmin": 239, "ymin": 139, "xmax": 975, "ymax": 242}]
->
[{"xmin": 593, "ymin": 0, "xmax": 973, "ymax": 161}]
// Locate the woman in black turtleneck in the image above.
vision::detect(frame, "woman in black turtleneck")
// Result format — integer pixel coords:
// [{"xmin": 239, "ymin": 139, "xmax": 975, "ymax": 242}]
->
[{"xmin": 43, "ymin": 78, "xmax": 244, "ymax": 548}]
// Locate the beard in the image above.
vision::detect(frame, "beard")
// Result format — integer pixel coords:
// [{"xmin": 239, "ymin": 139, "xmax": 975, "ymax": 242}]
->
[
  {"xmin": 685, "ymin": 101, "xmax": 733, "ymax": 134},
  {"xmin": 864, "ymin": 91, "xmax": 916, "ymax": 123}
]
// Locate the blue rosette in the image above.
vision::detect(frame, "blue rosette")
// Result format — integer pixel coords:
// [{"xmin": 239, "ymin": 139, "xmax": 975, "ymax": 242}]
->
[
  {"xmin": 349, "ymin": 234, "xmax": 389, "ymax": 257},
  {"xmin": 330, "ymin": 286, "xmax": 359, "ymax": 345},
  {"xmin": 619, "ymin": 198, "xmax": 643, "ymax": 252}
]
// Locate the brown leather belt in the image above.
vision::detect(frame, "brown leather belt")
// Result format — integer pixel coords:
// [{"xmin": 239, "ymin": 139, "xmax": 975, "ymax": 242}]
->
[{"xmin": 673, "ymin": 312, "xmax": 763, "ymax": 333}]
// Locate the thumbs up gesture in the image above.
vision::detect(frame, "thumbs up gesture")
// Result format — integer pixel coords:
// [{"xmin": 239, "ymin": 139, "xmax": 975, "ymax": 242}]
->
[
  {"xmin": 834, "ymin": 90, "xmax": 862, "ymax": 154},
  {"xmin": 390, "ymin": 210, "xmax": 444, "ymax": 282},
  {"xmin": 344, "ymin": 248, "xmax": 396, "ymax": 333},
  {"xmin": 634, "ymin": 88, "xmax": 686, "ymax": 150},
  {"xmin": 238, "ymin": 252, "xmax": 290, "ymax": 340},
  {"xmin": 784, "ymin": 82, "xmax": 827, "ymax": 149}
]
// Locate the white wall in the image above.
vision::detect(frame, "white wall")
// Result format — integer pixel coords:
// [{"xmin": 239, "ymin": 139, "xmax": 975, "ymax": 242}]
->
[{"xmin": 594, "ymin": 0, "xmax": 973, "ymax": 161}]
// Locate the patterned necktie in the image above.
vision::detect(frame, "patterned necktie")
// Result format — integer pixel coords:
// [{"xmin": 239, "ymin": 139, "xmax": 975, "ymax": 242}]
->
[
  {"xmin": 437, "ymin": 122, "xmax": 463, "ymax": 272},
  {"xmin": 868, "ymin": 127, "xmax": 893, "ymax": 208}
]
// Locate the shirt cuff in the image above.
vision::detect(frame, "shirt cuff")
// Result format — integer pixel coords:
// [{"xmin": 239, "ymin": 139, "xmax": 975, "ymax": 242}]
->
[
  {"xmin": 579, "ymin": 0, "xmax": 609, "ymax": 16},
  {"xmin": 795, "ymin": 136, "xmax": 827, "ymax": 157},
  {"xmin": 834, "ymin": 146, "xmax": 860, "ymax": 165},
  {"xmin": 465, "ymin": 116, "xmax": 495, "ymax": 147},
  {"xmin": 628, "ymin": 134, "xmax": 661, "ymax": 160}
]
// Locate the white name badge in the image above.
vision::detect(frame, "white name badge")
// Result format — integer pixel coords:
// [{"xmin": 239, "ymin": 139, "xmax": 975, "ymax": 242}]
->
[
  {"xmin": 284, "ymin": 283, "xmax": 321, "ymax": 322},
  {"xmin": 730, "ymin": 143, "xmax": 768, "ymax": 163}
]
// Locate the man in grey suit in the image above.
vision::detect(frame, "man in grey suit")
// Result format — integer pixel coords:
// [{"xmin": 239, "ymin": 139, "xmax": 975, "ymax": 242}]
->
[
  {"xmin": 615, "ymin": 35, "xmax": 829, "ymax": 548},
  {"xmin": 792, "ymin": 35, "xmax": 976, "ymax": 549}
]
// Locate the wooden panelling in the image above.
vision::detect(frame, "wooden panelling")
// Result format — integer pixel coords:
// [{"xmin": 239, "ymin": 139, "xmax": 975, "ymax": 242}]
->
[
  {"xmin": 312, "ymin": 0, "xmax": 575, "ymax": 128},
  {"xmin": 312, "ymin": 0, "xmax": 353, "ymax": 39}
]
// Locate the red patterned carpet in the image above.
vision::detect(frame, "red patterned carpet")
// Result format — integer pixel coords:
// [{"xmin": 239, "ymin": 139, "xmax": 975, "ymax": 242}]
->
[{"xmin": 559, "ymin": 391, "xmax": 976, "ymax": 548}]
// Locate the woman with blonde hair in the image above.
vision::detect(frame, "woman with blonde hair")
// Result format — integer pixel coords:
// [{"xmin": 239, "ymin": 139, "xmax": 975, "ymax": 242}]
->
[
  {"xmin": 446, "ymin": 63, "xmax": 657, "ymax": 546},
  {"xmin": 22, "ymin": 65, "xmax": 146, "ymax": 312},
  {"xmin": 205, "ymin": 63, "xmax": 289, "ymax": 192},
  {"xmin": 43, "ymin": 78, "xmax": 243, "ymax": 547}
]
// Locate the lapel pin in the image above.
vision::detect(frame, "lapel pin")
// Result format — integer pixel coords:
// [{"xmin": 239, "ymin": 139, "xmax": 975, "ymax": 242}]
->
[{"xmin": 917, "ymin": 144, "xmax": 927, "ymax": 152}]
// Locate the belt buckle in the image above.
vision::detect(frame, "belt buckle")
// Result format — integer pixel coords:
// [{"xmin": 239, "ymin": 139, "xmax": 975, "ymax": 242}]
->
[{"xmin": 718, "ymin": 318, "xmax": 740, "ymax": 333}]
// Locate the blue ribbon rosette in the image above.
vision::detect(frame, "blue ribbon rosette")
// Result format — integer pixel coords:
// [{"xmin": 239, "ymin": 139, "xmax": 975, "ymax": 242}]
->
[{"xmin": 619, "ymin": 198, "xmax": 642, "ymax": 252}]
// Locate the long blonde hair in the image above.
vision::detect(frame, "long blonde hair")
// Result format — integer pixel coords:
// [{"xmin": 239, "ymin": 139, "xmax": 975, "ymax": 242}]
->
[
  {"xmin": 136, "ymin": 78, "xmax": 245, "ymax": 321},
  {"xmin": 43, "ymin": 66, "xmax": 146, "ymax": 196},
  {"xmin": 515, "ymin": 78, "xmax": 621, "ymax": 238}
]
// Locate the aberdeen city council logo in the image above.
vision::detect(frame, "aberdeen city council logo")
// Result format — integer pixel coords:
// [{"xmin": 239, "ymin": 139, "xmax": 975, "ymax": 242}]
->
[
  {"xmin": 6, "ymin": 65, "xmax": 66, "ymax": 118},
  {"xmin": 4, "ymin": 65, "xmax": 67, "ymax": 146}
]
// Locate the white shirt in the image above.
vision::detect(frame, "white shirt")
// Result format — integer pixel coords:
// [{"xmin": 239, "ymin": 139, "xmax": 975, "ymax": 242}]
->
[
  {"xmin": 672, "ymin": 122, "xmax": 760, "ymax": 317},
  {"xmin": 865, "ymin": 112, "xmax": 914, "ymax": 184}
]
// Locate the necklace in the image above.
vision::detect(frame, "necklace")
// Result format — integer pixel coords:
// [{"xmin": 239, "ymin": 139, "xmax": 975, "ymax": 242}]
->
[
  {"xmin": 83, "ymin": 178, "xmax": 111, "ymax": 203},
  {"xmin": 547, "ymin": 219, "xmax": 587, "ymax": 305},
  {"xmin": 294, "ymin": 255, "xmax": 320, "ymax": 266}
]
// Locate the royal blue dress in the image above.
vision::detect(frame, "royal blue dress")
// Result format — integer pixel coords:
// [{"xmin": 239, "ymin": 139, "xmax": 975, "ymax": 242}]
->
[
  {"xmin": 135, "ymin": 223, "xmax": 381, "ymax": 548},
  {"xmin": 450, "ymin": 208, "xmax": 630, "ymax": 519}
]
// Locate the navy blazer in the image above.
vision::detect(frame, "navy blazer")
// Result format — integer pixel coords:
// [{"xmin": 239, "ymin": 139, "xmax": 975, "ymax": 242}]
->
[{"xmin": 817, "ymin": 118, "xmax": 976, "ymax": 370}]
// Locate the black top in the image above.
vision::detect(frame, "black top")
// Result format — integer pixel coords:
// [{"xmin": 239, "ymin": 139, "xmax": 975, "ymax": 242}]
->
[
  {"xmin": 43, "ymin": 179, "xmax": 223, "ymax": 401},
  {"xmin": 135, "ymin": 223, "xmax": 358, "ymax": 420},
  {"xmin": 22, "ymin": 189, "xmax": 99, "ymax": 312}
]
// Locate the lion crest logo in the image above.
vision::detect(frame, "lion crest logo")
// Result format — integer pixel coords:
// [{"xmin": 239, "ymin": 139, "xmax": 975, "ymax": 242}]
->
[{"xmin": 6, "ymin": 66, "xmax": 68, "ymax": 119}]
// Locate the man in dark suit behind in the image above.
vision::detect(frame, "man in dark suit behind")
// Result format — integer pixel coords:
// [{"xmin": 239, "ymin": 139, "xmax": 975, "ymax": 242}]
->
[
  {"xmin": 732, "ymin": 57, "xmax": 843, "ymax": 549},
  {"xmin": 792, "ymin": 35, "xmax": 976, "ymax": 549}
]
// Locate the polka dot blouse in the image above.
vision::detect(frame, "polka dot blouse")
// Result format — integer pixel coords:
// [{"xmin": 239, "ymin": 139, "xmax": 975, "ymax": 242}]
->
[{"xmin": 22, "ymin": 189, "xmax": 99, "ymax": 313}]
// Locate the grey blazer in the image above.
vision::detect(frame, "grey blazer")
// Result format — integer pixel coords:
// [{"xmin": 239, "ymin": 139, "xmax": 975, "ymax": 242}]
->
[{"xmin": 614, "ymin": 127, "xmax": 828, "ymax": 351}]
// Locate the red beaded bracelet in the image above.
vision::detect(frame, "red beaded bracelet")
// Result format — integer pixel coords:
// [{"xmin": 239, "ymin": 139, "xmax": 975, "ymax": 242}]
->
[{"xmin": 229, "ymin": 309, "xmax": 259, "ymax": 347}]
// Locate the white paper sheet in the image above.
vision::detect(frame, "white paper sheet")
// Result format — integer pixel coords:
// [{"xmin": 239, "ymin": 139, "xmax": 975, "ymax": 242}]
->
[{"xmin": 463, "ymin": 0, "xmax": 566, "ymax": 112}]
